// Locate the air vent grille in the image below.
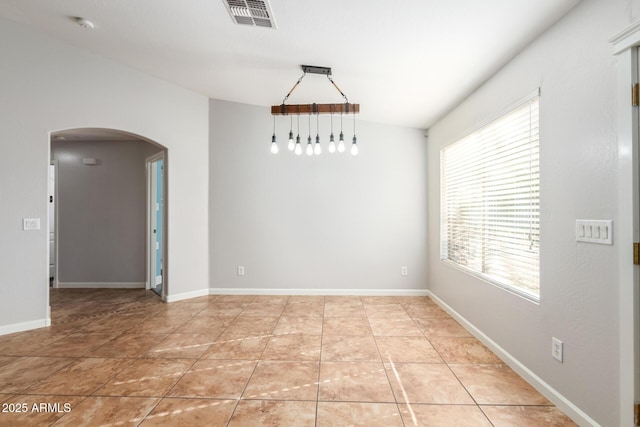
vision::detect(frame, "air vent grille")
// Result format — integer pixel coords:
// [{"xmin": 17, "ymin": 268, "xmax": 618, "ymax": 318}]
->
[{"xmin": 222, "ymin": 0, "xmax": 276, "ymax": 29}]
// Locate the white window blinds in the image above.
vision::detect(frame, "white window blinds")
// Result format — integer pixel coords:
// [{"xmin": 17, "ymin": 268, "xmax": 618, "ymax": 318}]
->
[{"xmin": 440, "ymin": 95, "xmax": 539, "ymax": 300}]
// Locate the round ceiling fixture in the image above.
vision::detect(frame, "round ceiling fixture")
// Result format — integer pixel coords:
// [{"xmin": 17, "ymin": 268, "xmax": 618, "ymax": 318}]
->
[{"xmin": 74, "ymin": 17, "xmax": 94, "ymax": 30}]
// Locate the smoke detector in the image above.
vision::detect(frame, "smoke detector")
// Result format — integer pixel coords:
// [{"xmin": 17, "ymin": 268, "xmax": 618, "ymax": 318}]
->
[
  {"xmin": 74, "ymin": 17, "xmax": 95, "ymax": 30},
  {"xmin": 221, "ymin": 0, "xmax": 276, "ymax": 29}
]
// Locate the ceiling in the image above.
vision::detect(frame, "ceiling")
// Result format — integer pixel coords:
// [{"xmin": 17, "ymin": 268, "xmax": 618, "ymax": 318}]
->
[{"xmin": 0, "ymin": 0, "xmax": 580, "ymax": 129}]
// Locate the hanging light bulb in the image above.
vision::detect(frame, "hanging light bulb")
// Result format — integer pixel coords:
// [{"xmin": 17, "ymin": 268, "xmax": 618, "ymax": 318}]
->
[
  {"xmin": 314, "ymin": 113, "xmax": 321, "ymax": 155},
  {"xmin": 287, "ymin": 115, "xmax": 295, "ymax": 151},
  {"xmin": 350, "ymin": 113, "xmax": 358, "ymax": 155},
  {"xmin": 306, "ymin": 135, "xmax": 313, "ymax": 155},
  {"xmin": 328, "ymin": 133, "xmax": 336, "ymax": 153},
  {"xmin": 295, "ymin": 135, "xmax": 302, "ymax": 155},
  {"xmin": 328, "ymin": 114, "xmax": 336, "ymax": 153},
  {"xmin": 270, "ymin": 116, "xmax": 278, "ymax": 154},
  {"xmin": 294, "ymin": 115, "xmax": 302, "ymax": 155},
  {"xmin": 306, "ymin": 114, "xmax": 313, "ymax": 156},
  {"xmin": 337, "ymin": 113, "xmax": 346, "ymax": 153}
]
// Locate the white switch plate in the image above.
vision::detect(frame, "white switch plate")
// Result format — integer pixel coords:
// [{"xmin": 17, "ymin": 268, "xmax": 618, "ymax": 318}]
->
[
  {"xmin": 237, "ymin": 265, "xmax": 245, "ymax": 276},
  {"xmin": 401, "ymin": 266, "xmax": 408, "ymax": 276},
  {"xmin": 23, "ymin": 218, "xmax": 40, "ymax": 231},
  {"xmin": 575, "ymin": 220, "xmax": 612, "ymax": 245}
]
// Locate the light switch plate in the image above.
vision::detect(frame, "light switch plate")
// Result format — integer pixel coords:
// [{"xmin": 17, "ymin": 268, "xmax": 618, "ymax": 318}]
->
[{"xmin": 575, "ymin": 220, "xmax": 612, "ymax": 245}]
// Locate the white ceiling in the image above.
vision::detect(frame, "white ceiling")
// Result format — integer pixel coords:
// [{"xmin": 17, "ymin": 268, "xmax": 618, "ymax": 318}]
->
[{"xmin": 0, "ymin": 0, "xmax": 580, "ymax": 129}]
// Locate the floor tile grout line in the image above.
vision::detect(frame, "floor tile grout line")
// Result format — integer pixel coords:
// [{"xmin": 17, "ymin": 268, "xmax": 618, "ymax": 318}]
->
[
  {"xmin": 371, "ymin": 316, "xmax": 408, "ymax": 427},
  {"xmin": 314, "ymin": 306, "xmax": 328, "ymax": 427}
]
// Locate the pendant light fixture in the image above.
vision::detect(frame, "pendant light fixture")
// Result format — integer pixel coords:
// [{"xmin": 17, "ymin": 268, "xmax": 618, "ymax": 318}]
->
[
  {"xmin": 270, "ymin": 65, "xmax": 360, "ymax": 157},
  {"xmin": 270, "ymin": 116, "xmax": 278, "ymax": 154},
  {"xmin": 306, "ymin": 114, "xmax": 313, "ymax": 156},
  {"xmin": 294, "ymin": 114, "xmax": 302, "ymax": 155},
  {"xmin": 314, "ymin": 114, "xmax": 322, "ymax": 155},
  {"xmin": 350, "ymin": 113, "xmax": 358, "ymax": 156},
  {"xmin": 287, "ymin": 115, "xmax": 295, "ymax": 151},
  {"xmin": 328, "ymin": 114, "xmax": 336, "ymax": 154},
  {"xmin": 338, "ymin": 113, "xmax": 346, "ymax": 153}
]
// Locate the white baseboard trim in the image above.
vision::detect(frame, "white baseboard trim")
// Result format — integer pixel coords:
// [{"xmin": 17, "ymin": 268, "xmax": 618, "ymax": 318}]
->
[
  {"xmin": 209, "ymin": 288, "xmax": 429, "ymax": 296},
  {"xmin": 166, "ymin": 288, "xmax": 210, "ymax": 303},
  {"xmin": 0, "ymin": 318, "xmax": 49, "ymax": 336},
  {"xmin": 427, "ymin": 291, "xmax": 600, "ymax": 427},
  {"xmin": 56, "ymin": 282, "xmax": 146, "ymax": 289}
]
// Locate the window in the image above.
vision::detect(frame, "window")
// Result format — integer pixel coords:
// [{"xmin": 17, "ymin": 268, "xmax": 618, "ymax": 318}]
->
[{"xmin": 440, "ymin": 94, "xmax": 539, "ymax": 300}]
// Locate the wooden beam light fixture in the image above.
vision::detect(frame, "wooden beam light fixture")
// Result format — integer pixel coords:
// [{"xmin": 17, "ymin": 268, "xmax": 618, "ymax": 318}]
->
[{"xmin": 270, "ymin": 65, "xmax": 359, "ymax": 156}]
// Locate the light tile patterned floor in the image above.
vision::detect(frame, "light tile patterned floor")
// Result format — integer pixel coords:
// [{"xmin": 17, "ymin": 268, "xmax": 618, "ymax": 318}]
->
[{"xmin": 0, "ymin": 289, "xmax": 577, "ymax": 426}]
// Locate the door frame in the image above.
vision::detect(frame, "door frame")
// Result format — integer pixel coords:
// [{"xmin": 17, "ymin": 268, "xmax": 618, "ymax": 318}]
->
[
  {"xmin": 611, "ymin": 21, "xmax": 640, "ymax": 426},
  {"xmin": 146, "ymin": 152, "xmax": 167, "ymax": 300},
  {"xmin": 49, "ymin": 160, "xmax": 59, "ymax": 288}
]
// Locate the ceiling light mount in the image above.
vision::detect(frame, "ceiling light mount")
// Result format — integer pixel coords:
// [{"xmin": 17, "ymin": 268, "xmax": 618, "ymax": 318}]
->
[{"xmin": 301, "ymin": 65, "xmax": 332, "ymax": 76}]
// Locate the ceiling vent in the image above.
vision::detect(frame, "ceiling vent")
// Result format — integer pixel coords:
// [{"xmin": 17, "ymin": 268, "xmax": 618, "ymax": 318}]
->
[{"xmin": 222, "ymin": 0, "xmax": 276, "ymax": 29}]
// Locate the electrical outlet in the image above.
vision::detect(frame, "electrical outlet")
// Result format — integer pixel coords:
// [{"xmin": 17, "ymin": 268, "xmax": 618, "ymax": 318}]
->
[
  {"xmin": 401, "ymin": 266, "xmax": 408, "ymax": 276},
  {"xmin": 237, "ymin": 265, "xmax": 245, "ymax": 276},
  {"xmin": 552, "ymin": 337, "xmax": 563, "ymax": 362}
]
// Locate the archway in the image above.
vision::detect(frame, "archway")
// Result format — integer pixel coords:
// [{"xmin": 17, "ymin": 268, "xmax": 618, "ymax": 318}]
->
[{"xmin": 49, "ymin": 128, "xmax": 168, "ymax": 306}]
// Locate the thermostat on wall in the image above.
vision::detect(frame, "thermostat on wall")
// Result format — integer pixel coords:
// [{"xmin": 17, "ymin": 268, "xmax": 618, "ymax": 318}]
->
[{"xmin": 23, "ymin": 218, "xmax": 40, "ymax": 231}]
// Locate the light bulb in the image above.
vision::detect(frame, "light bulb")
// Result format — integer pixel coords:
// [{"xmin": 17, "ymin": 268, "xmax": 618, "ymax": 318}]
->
[
  {"xmin": 350, "ymin": 135, "xmax": 358, "ymax": 156},
  {"xmin": 270, "ymin": 134, "xmax": 278, "ymax": 154},
  {"xmin": 314, "ymin": 135, "xmax": 321, "ymax": 155},
  {"xmin": 338, "ymin": 131, "xmax": 346, "ymax": 153},
  {"xmin": 328, "ymin": 133, "xmax": 336, "ymax": 153},
  {"xmin": 306, "ymin": 136, "xmax": 313, "ymax": 156},
  {"xmin": 295, "ymin": 135, "xmax": 302, "ymax": 155},
  {"xmin": 287, "ymin": 131, "xmax": 294, "ymax": 151}
]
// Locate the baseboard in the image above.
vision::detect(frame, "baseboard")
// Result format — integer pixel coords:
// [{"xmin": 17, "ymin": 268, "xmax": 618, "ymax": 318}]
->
[
  {"xmin": 209, "ymin": 288, "xmax": 429, "ymax": 296},
  {"xmin": 165, "ymin": 288, "xmax": 210, "ymax": 303},
  {"xmin": 427, "ymin": 291, "xmax": 600, "ymax": 427},
  {"xmin": 0, "ymin": 318, "xmax": 49, "ymax": 336},
  {"xmin": 56, "ymin": 282, "xmax": 146, "ymax": 289}
]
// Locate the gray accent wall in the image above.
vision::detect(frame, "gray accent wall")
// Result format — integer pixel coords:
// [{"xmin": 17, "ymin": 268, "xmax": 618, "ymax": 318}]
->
[
  {"xmin": 52, "ymin": 140, "xmax": 161, "ymax": 284},
  {"xmin": 209, "ymin": 99, "xmax": 428, "ymax": 293}
]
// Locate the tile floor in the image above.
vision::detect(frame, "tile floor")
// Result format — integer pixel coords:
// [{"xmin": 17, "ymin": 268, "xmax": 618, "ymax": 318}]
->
[{"xmin": 0, "ymin": 289, "xmax": 577, "ymax": 426}]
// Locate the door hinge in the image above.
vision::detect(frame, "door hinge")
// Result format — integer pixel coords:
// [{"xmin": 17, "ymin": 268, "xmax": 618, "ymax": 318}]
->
[
  {"xmin": 635, "ymin": 243, "xmax": 640, "ymax": 265},
  {"xmin": 635, "ymin": 402, "xmax": 640, "ymax": 426},
  {"xmin": 633, "ymin": 83, "xmax": 640, "ymax": 106}
]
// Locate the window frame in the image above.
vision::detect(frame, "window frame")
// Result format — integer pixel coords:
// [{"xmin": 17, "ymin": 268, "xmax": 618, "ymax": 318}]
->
[{"xmin": 439, "ymin": 91, "xmax": 540, "ymax": 302}]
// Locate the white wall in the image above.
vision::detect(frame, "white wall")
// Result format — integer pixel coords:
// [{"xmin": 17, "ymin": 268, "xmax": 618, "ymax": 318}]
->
[
  {"xmin": 426, "ymin": 0, "xmax": 635, "ymax": 425},
  {"xmin": 0, "ymin": 18, "xmax": 209, "ymax": 334},
  {"xmin": 51, "ymin": 139, "xmax": 161, "ymax": 285},
  {"xmin": 210, "ymin": 99, "xmax": 427, "ymax": 294}
]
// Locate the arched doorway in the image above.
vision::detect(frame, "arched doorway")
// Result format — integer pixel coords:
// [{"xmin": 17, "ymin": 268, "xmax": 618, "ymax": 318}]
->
[{"xmin": 49, "ymin": 128, "xmax": 167, "ymax": 301}]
